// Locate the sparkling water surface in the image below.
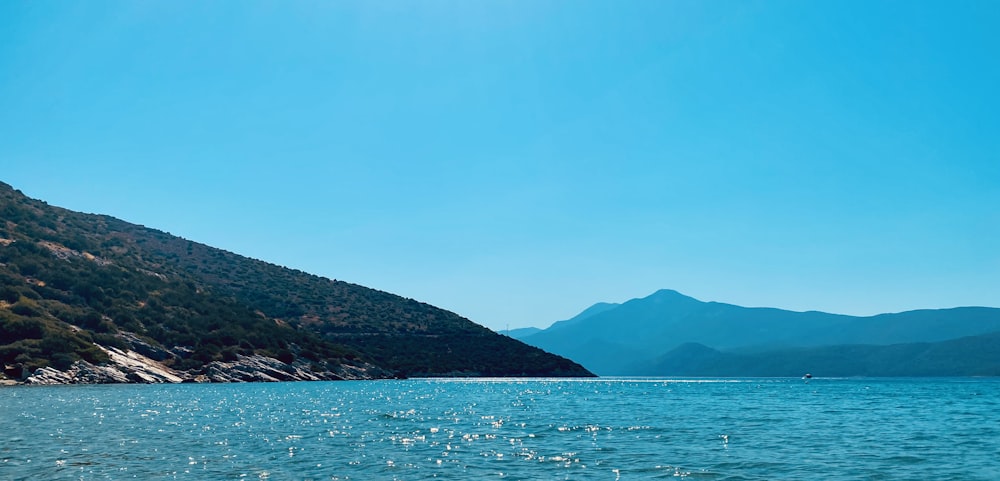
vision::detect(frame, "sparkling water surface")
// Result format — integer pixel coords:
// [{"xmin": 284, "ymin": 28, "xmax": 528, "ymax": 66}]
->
[{"xmin": 2, "ymin": 378, "xmax": 998, "ymax": 480}]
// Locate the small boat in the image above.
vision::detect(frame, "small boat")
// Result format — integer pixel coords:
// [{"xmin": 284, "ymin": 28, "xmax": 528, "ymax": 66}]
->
[{"xmin": 802, "ymin": 373, "xmax": 812, "ymax": 379}]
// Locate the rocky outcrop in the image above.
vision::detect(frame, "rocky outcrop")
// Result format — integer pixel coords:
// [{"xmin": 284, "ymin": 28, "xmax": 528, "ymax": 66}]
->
[
  {"xmin": 19, "ymin": 343, "xmax": 389, "ymax": 385},
  {"xmin": 203, "ymin": 355, "xmax": 327, "ymax": 382},
  {"xmin": 37, "ymin": 240, "xmax": 113, "ymax": 266},
  {"xmin": 25, "ymin": 361, "xmax": 131, "ymax": 385},
  {"xmin": 101, "ymin": 345, "xmax": 185, "ymax": 383},
  {"xmin": 201, "ymin": 355, "xmax": 389, "ymax": 382},
  {"xmin": 24, "ymin": 344, "xmax": 181, "ymax": 385},
  {"xmin": 117, "ymin": 332, "xmax": 175, "ymax": 362}
]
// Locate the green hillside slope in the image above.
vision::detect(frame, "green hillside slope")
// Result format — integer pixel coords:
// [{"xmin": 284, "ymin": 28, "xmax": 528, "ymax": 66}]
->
[{"xmin": 0, "ymin": 181, "xmax": 592, "ymax": 382}]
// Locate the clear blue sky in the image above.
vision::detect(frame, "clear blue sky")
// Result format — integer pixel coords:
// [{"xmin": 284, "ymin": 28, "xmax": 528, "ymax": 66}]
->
[{"xmin": 2, "ymin": 1, "xmax": 998, "ymax": 330}]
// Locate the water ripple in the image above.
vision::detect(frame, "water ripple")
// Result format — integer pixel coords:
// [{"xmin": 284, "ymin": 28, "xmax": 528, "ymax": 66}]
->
[{"xmin": 2, "ymin": 378, "xmax": 999, "ymax": 480}]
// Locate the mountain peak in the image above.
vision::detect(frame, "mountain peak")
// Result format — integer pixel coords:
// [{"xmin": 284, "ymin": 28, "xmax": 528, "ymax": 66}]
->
[
  {"xmin": 650, "ymin": 289, "xmax": 696, "ymax": 299},
  {"xmin": 639, "ymin": 289, "xmax": 703, "ymax": 305}
]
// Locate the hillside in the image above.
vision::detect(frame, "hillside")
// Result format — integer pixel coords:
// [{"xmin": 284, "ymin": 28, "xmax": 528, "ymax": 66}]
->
[
  {"xmin": 637, "ymin": 332, "xmax": 1000, "ymax": 377},
  {"xmin": 0, "ymin": 181, "xmax": 592, "ymax": 383},
  {"xmin": 520, "ymin": 289, "xmax": 1000, "ymax": 375}
]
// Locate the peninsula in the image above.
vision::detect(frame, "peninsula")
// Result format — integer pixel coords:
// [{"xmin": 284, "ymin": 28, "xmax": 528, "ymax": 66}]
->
[{"xmin": 0, "ymin": 181, "xmax": 593, "ymax": 384}]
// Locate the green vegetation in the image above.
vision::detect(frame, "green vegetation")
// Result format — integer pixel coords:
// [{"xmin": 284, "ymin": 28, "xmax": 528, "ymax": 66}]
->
[{"xmin": 0, "ymin": 181, "xmax": 591, "ymax": 381}]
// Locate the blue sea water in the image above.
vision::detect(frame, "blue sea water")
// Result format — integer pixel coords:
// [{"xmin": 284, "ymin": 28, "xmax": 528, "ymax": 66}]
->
[{"xmin": 1, "ymin": 378, "xmax": 998, "ymax": 480}]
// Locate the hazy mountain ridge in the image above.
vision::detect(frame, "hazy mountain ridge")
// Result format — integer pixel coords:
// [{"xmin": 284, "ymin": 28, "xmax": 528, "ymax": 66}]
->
[
  {"xmin": 521, "ymin": 289, "xmax": 1000, "ymax": 375},
  {"xmin": 544, "ymin": 302, "xmax": 621, "ymax": 333},
  {"xmin": 0, "ymin": 181, "xmax": 592, "ymax": 383},
  {"xmin": 638, "ymin": 332, "xmax": 1000, "ymax": 377},
  {"xmin": 506, "ymin": 327, "xmax": 541, "ymax": 339}
]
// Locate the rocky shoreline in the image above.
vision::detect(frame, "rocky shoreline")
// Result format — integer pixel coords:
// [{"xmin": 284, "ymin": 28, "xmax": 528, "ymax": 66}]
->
[
  {"xmin": 18, "ymin": 353, "xmax": 385, "ymax": 385},
  {"xmin": 3, "ymin": 335, "xmax": 391, "ymax": 386}
]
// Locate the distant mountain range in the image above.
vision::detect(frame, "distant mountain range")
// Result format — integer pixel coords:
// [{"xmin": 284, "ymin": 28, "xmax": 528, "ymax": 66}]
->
[
  {"xmin": 0, "ymin": 181, "xmax": 592, "ymax": 383},
  {"xmin": 515, "ymin": 289, "xmax": 1000, "ymax": 376}
]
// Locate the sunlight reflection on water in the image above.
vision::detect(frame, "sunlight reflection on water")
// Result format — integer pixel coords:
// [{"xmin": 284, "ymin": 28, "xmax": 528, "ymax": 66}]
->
[{"xmin": 1, "ymin": 378, "xmax": 999, "ymax": 480}]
